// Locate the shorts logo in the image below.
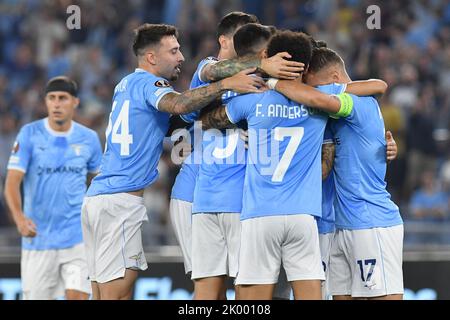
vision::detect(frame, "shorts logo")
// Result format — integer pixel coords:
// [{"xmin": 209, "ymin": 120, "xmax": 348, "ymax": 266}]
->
[
  {"xmin": 154, "ymin": 80, "xmax": 171, "ymax": 88},
  {"xmin": 12, "ymin": 141, "xmax": 19, "ymax": 154},
  {"xmin": 129, "ymin": 252, "xmax": 143, "ymax": 266}
]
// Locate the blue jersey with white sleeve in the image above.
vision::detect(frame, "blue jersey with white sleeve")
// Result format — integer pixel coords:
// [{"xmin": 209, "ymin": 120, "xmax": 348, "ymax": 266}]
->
[
  {"xmin": 170, "ymin": 57, "xmax": 217, "ymax": 202},
  {"xmin": 330, "ymin": 95, "xmax": 402, "ymax": 229},
  {"xmin": 192, "ymin": 90, "xmax": 247, "ymax": 214},
  {"xmin": 7, "ymin": 119, "xmax": 102, "ymax": 250},
  {"xmin": 225, "ymin": 83, "xmax": 345, "ymax": 220},
  {"xmin": 87, "ymin": 68, "xmax": 175, "ymax": 196}
]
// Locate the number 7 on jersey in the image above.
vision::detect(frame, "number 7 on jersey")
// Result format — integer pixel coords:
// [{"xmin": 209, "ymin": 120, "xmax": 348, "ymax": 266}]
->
[{"xmin": 272, "ymin": 127, "xmax": 304, "ymax": 182}]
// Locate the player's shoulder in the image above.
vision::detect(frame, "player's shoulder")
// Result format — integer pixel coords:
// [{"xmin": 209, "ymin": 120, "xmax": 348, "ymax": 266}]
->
[
  {"xmin": 351, "ymin": 94, "xmax": 379, "ymax": 107},
  {"xmin": 72, "ymin": 121, "xmax": 99, "ymax": 140},
  {"xmin": 316, "ymin": 82, "xmax": 346, "ymax": 95},
  {"xmin": 20, "ymin": 119, "xmax": 45, "ymax": 135},
  {"xmin": 198, "ymin": 56, "xmax": 218, "ymax": 67},
  {"xmin": 121, "ymin": 69, "xmax": 172, "ymax": 91}
]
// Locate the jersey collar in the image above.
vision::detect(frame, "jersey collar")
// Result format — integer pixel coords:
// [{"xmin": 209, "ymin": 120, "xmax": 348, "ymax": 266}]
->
[{"xmin": 44, "ymin": 118, "xmax": 74, "ymax": 137}]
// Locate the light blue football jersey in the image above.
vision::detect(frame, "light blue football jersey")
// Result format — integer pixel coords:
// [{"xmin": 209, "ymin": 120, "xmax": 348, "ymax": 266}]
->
[
  {"xmin": 7, "ymin": 118, "xmax": 102, "ymax": 250},
  {"xmin": 87, "ymin": 68, "xmax": 175, "ymax": 196},
  {"xmin": 317, "ymin": 123, "xmax": 336, "ymax": 234},
  {"xmin": 225, "ymin": 83, "xmax": 345, "ymax": 220},
  {"xmin": 170, "ymin": 57, "xmax": 217, "ymax": 202},
  {"xmin": 330, "ymin": 95, "xmax": 403, "ymax": 229},
  {"xmin": 192, "ymin": 89, "xmax": 246, "ymax": 214}
]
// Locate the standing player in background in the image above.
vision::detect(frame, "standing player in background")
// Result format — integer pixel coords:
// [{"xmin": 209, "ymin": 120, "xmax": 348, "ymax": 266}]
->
[
  {"xmin": 82, "ymin": 23, "xmax": 264, "ymax": 300},
  {"xmin": 272, "ymin": 47, "xmax": 404, "ymax": 300},
  {"xmin": 4, "ymin": 76, "xmax": 102, "ymax": 300}
]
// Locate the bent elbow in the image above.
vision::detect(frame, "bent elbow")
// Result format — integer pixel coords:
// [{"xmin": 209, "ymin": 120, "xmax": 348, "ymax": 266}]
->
[{"xmin": 378, "ymin": 80, "xmax": 388, "ymax": 94}]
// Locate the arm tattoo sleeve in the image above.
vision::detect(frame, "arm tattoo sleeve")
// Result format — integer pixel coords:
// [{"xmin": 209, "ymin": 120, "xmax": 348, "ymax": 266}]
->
[
  {"xmin": 203, "ymin": 55, "xmax": 260, "ymax": 82},
  {"xmin": 158, "ymin": 81, "xmax": 226, "ymax": 115},
  {"xmin": 199, "ymin": 103, "xmax": 235, "ymax": 130},
  {"xmin": 321, "ymin": 143, "xmax": 335, "ymax": 181}
]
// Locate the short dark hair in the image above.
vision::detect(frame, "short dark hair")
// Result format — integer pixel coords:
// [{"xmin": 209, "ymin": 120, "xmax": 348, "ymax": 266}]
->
[
  {"xmin": 132, "ymin": 23, "xmax": 178, "ymax": 56},
  {"xmin": 45, "ymin": 76, "xmax": 78, "ymax": 97},
  {"xmin": 233, "ymin": 23, "xmax": 275, "ymax": 56},
  {"xmin": 267, "ymin": 30, "xmax": 313, "ymax": 66},
  {"xmin": 308, "ymin": 47, "xmax": 343, "ymax": 74},
  {"xmin": 217, "ymin": 11, "xmax": 259, "ymax": 39}
]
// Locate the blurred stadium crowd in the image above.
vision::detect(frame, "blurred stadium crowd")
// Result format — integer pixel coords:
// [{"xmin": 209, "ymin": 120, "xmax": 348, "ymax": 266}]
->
[{"xmin": 0, "ymin": 0, "xmax": 449, "ymax": 246}]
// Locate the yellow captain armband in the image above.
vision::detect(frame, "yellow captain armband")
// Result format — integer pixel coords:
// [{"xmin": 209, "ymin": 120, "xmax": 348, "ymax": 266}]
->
[{"xmin": 331, "ymin": 93, "xmax": 354, "ymax": 118}]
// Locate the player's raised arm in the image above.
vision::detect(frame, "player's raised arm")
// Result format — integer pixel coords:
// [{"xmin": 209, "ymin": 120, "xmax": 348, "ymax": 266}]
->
[
  {"xmin": 199, "ymin": 104, "xmax": 235, "ymax": 130},
  {"xmin": 269, "ymin": 79, "xmax": 343, "ymax": 114},
  {"xmin": 201, "ymin": 52, "xmax": 304, "ymax": 82},
  {"xmin": 345, "ymin": 79, "xmax": 388, "ymax": 97},
  {"xmin": 158, "ymin": 68, "xmax": 265, "ymax": 115}
]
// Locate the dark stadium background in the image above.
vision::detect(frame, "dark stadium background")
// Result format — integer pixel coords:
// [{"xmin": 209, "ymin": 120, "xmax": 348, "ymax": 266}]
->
[{"xmin": 0, "ymin": 0, "xmax": 449, "ymax": 300}]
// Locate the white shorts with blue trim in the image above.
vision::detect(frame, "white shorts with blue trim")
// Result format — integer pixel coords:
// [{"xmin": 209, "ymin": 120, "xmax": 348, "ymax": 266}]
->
[
  {"xmin": 328, "ymin": 225, "xmax": 404, "ymax": 298},
  {"xmin": 169, "ymin": 199, "xmax": 192, "ymax": 274},
  {"xmin": 235, "ymin": 214, "xmax": 325, "ymax": 285},
  {"xmin": 319, "ymin": 231, "xmax": 335, "ymax": 300},
  {"xmin": 82, "ymin": 193, "xmax": 149, "ymax": 283},
  {"xmin": 21, "ymin": 243, "xmax": 91, "ymax": 299},
  {"xmin": 191, "ymin": 213, "xmax": 241, "ymax": 280}
]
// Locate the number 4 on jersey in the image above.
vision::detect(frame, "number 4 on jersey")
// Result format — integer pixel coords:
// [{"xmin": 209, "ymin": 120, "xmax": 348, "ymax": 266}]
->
[{"xmin": 105, "ymin": 100, "xmax": 134, "ymax": 156}]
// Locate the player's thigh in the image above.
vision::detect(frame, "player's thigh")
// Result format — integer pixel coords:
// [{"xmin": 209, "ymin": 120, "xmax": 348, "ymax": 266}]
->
[
  {"xmin": 193, "ymin": 275, "xmax": 227, "ymax": 300},
  {"xmin": 191, "ymin": 213, "xmax": 228, "ymax": 279},
  {"xmin": 21, "ymin": 249, "xmax": 59, "ymax": 300},
  {"xmin": 98, "ymin": 269, "xmax": 138, "ymax": 300},
  {"xmin": 235, "ymin": 216, "xmax": 284, "ymax": 286},
  {"xmin": 282, "ymin": 215, "xmax": 324, "ymax": 282}
]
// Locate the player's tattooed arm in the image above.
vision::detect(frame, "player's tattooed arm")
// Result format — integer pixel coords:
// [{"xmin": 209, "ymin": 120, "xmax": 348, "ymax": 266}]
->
[
  {"xmin": 199, "ymin": 101, "xmax": 236, "ymax": 130},
  {"xmin": 158, "ymin": 81, "xmax": 227, "ymax": 115},
  {"xmin": 201, "ymin": 56, "xmax": 260, "ymax": 82},
  {"xmin": 201, "ymin": 52, "xmax": 304, "ymax": 82},
  {"xmin": 158, "ymin": 69, "xmax": 265, "ymax": 115},
  {"xmin": 321, "ymin": 143, "xmax": 335, "ymax": 180}
]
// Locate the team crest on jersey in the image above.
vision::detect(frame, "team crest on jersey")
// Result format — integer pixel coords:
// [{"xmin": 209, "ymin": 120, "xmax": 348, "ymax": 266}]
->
[
  {"xmin": 12, "ymin": 141, "xmax": 19, "ymax": 154},
  {"xmin": 70, "ymin": 144, "xmax": 82, "ymax": 156},
  {"xmin": 154, "ymin": 79, "xmax": 171, "ymax": 88}
]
